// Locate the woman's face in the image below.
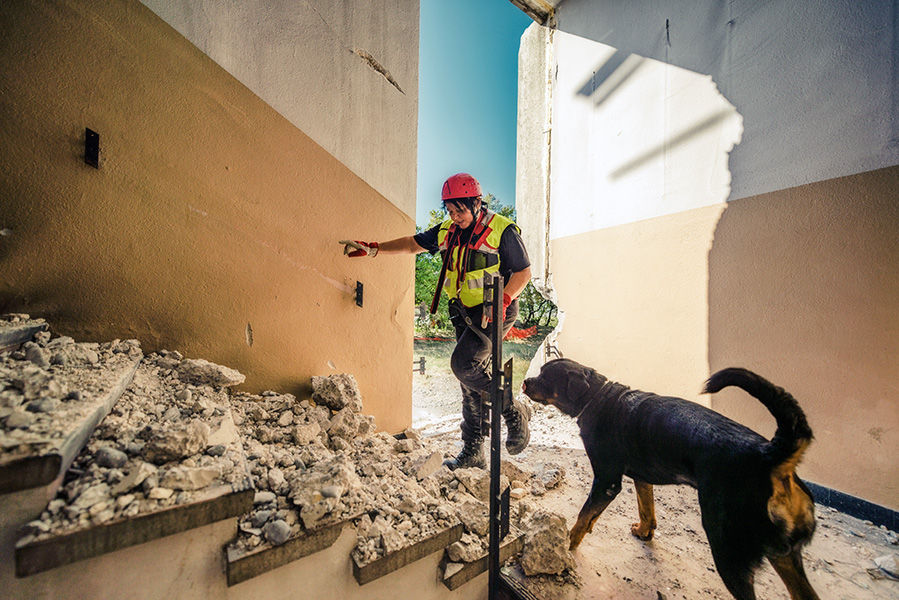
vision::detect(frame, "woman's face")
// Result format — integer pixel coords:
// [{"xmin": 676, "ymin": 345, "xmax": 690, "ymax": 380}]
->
[{"xmin": 446, "ymin": 200, "xmax": 480, "ymax": 229}]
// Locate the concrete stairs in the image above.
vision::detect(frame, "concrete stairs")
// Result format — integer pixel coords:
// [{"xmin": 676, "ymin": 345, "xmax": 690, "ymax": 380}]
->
[{"xmin": 0, "ymin": 317, "xmax": 528, "ymax": 600}]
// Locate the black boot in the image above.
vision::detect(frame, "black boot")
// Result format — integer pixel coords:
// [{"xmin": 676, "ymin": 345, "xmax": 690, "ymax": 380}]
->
[
  {"xmin": 443, "ymin": 438, "xmax": 486, "ymax": 470},
  {"xmin": 503, "ymin": 397, "xmax": 531, "ymax": 455}
]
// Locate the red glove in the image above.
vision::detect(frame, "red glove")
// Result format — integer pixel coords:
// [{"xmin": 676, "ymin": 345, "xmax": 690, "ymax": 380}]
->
[
  {"xmin": 486, "ymin": 293, "xmax": 512, "ymax": 324},
  {"xmin": 339, "ymin": 240, "xmax": 379, "ymax": 258}
]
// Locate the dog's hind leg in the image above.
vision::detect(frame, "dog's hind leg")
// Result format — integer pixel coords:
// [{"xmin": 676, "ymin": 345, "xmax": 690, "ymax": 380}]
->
[
  {"xmin": 630, "ymin": 480, "xmax": 657, "ymax": 540},
  {"xmin": 769, "ymin": 549, "xmax": 820, "ymax": 600},
  {"xmin": 569, "ymin": 478, "xmax": 621, "ymax": 550}
]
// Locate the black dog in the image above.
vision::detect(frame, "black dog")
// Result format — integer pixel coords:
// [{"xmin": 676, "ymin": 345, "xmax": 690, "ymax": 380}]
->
[{"xmin": 522, "ymin": 358, "xmax": 819, "ymax": 600}]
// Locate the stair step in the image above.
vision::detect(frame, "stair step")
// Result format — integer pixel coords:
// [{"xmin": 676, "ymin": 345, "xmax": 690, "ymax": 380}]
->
[
  {"xmin": 13, "ymin": 353, "xmax": 254, "ymax": 576},
  {"xmin": 0, "ymin": 341, "xmax": 142, "ymax": 495},
  {"xmin": 353, "ymin": 522, "xmax": 463, "ymax": 586},
  {"xmin": 0, "ymin": 316, "xmax": 48, "ymax": 353},
  {"xmin": 440, "ymin": 527, "xmax": 526, "ymax": 591},
  {"xmin": 226, "ymin": 517, "xmax": 348, "ymax": 586},
  {"xmin": 16, "ymin": 480, "xmax": 253, "ymax": 577}
]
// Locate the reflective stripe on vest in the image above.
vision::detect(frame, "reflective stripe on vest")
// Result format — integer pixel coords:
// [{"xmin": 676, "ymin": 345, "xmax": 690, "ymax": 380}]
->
[{"xmin": 436, "ymin": 210, "xmax": 517, "ymax": 308}]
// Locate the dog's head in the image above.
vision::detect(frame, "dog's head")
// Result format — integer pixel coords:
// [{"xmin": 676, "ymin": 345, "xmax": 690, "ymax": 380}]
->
[{"xmin": 522, "ymin": 358, "xmax": 606, "ymax": 417}]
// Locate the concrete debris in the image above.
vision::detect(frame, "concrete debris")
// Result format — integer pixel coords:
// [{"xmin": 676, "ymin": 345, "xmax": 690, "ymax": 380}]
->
[
  {"xmin": 16, "ymin": 351, "xmax": 250, "ymax": 547},
  {"xmin": 311, "ymin": 373, "xmax": 363, "ymax": 413},
  {"xmin": 177, "ymin": 358, "xmax": 246, "ymax": 388},
  {"xmin": 519, "ymin": 509, "xmax": 577, "ymax": 576},
  {"xmin": 1, "ymin": 332, "xmax": 141, "ymax": 466}
]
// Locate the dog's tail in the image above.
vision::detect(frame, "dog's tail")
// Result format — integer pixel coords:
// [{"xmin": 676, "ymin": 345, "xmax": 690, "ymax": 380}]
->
[{"xmin": 703, "ymin": 368, "xmax": 813, "ymax": 467}]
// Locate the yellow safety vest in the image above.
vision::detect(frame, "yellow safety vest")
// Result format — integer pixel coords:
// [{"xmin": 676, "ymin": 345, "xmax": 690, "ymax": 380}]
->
[{"xmin": 437, "ymin": 209, "xmax": 518, "ymax": 308}]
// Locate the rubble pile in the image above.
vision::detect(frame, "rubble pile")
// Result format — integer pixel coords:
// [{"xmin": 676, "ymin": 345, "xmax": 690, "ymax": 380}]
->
[
  {"xmin": 2, "ymin": 314, "xmax": 578, "ymax": 579},
  {"xmin": 16, "ymin": 351, "xmax": 250, "ymax": 546},
  {"xmin": 1, "ymin": 328, "xmax": 141, "ymax": 468}
]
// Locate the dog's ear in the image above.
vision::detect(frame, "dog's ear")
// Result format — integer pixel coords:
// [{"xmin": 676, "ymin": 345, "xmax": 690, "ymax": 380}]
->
[{"xmin": 566, "ymin": 369, "xmax": 590, "ymax": 400}]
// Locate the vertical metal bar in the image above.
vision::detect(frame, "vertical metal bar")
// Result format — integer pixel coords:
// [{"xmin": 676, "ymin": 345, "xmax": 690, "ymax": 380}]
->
[{"xmin": 487, "ymin": 273, "xmax": 504, "ymax": 600}]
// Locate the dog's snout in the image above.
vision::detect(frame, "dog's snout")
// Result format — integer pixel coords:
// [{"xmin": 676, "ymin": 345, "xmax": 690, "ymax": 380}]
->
[{"xmin": 521, "ymin": 380, "xmax": 528, "ymax": 393}]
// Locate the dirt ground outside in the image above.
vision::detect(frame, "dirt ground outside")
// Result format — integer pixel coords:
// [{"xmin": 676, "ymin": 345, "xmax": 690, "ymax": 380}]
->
[{"xmin": 412, "ymin": 340, "xmax": 899, "ymax": 600}]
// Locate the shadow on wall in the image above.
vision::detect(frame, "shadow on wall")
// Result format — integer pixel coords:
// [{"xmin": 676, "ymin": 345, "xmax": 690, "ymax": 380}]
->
[{"xmin": 707, "ymin": 166, "xmax": 899, "ymax": 510}]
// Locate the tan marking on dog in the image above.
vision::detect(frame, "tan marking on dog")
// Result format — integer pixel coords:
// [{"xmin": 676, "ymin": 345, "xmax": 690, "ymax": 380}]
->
[
  {"xmin": 767, "ymin": 440, "xmax": 815, "ymax": 537},
  {"xmin": 630, "ymin": 480, "xmax": 657, "ymax": 540}
]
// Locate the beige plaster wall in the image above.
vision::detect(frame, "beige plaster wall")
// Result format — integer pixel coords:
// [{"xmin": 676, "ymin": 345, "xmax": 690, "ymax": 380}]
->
[
  {"xmin": 708, "ymin": 166, "xmax": 899, "ymax": 510},
  {"xmin": 550, "ymin": 204, "xmax": 726, "ymax": 405},
  {"xmin": 0, "ymin": 0, "xmax": 414, "ymax": 433}
]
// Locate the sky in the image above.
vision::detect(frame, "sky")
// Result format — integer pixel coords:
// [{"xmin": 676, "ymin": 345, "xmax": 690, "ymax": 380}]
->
[{"xmin": 416, "ymin": 0, "xmax": 534, "ymax": 226}]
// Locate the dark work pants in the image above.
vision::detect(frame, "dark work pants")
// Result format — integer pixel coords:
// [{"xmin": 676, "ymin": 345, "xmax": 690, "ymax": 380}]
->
[{"xmin": 449, "ymin": 299, "xmax": 518, "ymax": 444}]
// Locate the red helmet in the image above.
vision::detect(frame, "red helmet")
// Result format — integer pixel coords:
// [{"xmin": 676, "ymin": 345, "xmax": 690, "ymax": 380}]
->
[{"xmin": 441, "ymin": 173, "xmax": 482, "ymax": 201}]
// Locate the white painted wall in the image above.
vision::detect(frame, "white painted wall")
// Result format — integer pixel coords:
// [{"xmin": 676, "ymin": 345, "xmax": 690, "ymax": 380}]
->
[
  {"xmin": 546, "ymin": 0, "xmax": 899, "ymax": 208},
  {"xmin": 547, "ymin": 32, "xmax": 742, "ymax": 240},
  {"xmin": 141, "ymin": 0, "xmax": 419, "ymax": 218}
]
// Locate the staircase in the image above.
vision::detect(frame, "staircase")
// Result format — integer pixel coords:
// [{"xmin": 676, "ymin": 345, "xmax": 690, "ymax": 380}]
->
[{"xmin": 0, "ymin": 315, "xmax": 528, "ymax": 600}]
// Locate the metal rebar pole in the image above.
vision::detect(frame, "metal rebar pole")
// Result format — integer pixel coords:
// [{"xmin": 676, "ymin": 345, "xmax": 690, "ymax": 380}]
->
[{"xmin": 488, "ymin": 273, "xmax": 503, "ymax": 600}]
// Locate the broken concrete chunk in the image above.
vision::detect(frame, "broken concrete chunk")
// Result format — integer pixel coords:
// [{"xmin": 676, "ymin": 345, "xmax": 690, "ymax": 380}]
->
[
  {"xmin": 455, "ymin": 468, "xmax": 509, "ymax": 503},
  {"xmin": 311, "ymin": 373, "xmax": 363, "ymax": 413},
  {"xmin": 292, "ymin": 421, "xmax": 321, "ymax": 445},
  {"xmin": 413, "ymin": 451, "xmax": 444, "ymax": 481},
  {"xmin": 263, "ymin": 519, "xmax": 291, "ymax": 546},
  {"xmin": 520, "ymin": 509, "xmax": 576, "ymax": 576},
  {"xmin": 177, "ymin": 358, "xmax": 246, "ymax": 387},
  {"xmin": 141, "ymin": 420, "xmax": 210, "ymax": 464},
  {"xmin": 95, "ymin": 447, "xmax": 128, "ymax": 469},
  {"xmin": 112, "ymin": 461, "xmax": 158, "ymax": 495},
  {"xmin": 535, "ymin": 462, "xmax": 565, "ymax": 490},
  {"xmin": 447, "ymin": 532, "xmax": 487, "ymax": 563},
  {"xmin": 160, "ymin": 466, "xmax": 221, "ymax": 491}
]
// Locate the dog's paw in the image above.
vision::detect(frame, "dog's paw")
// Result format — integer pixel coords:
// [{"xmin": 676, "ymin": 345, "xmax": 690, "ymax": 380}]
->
[{"xmin": 630, "ymin": 522, "xmax": 655, "ymax": 540}]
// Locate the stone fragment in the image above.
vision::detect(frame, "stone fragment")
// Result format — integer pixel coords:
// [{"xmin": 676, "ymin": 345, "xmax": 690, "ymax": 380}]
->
[
  {"xmin": 414, "ymin": 451, "xmax": 444, "ymax": 481},
  {"xmin": 177, "ymin": 358, "xmax": 246, "ymax": 387},
  {"xmin": 6, "ymin": 410, "xmax": 36, "ymax": 428},
  {"xmin": 142, "ymin": 420, "xmax": 210, "ymax": 464},
  {"xmin": 329, "ymin": 408, "xmax": 358, "ymax": 440},
  {"xmin": 311, "ymin": 373, "xmax": 363, "ymax": 413},
  {"xmin": 456, "ymin": 500, "xmax": 489, "ymax": 536},
  {"xmin": 254, "ymin": 491, "xmax": 277, "ymax": 505},
  {"xmin": 149, "ymin": 487, "xmax": 174, "ymax": 500},
  {"xmin": 112, "ymin": 461, "xmax": 158, "ymax": 495},
  {"xmin": 380, "ymin": 526, "xmax": 405, "ymax": 554},
  {"xmin": 263, "ymin": 519, "xmax": 291, "ymax": 546},
  {"xmin": 26, "ymin": 398, "xmax": 60, "ymax": 413},
  {"xmin": 293, "ymin": 422, "xmax": 321, "ymax": 445},
  {"xmin": 535, "ymin": 462, "xmax": 565, "ymax": 489},
  {"xmin": 455, "ymin": 468, "xmax": 509, "ymax": 503},
  {"xmin": 160, "ymin": 466, "xmax": 221, "ymax": 491},
  {"xmin": 520, "ymin": 510, "xmax": 576, "ymax": 576},
  {"xmin": 96, "ymin": 447, "xmax": 128, "ymax": 469},
  {"xmin": 874, "ymin": 554, "xmax": 899, "ymax": 579},
  {"xmin": 447, "ymin": 532, "xmax": 486, "ymax": 563}
]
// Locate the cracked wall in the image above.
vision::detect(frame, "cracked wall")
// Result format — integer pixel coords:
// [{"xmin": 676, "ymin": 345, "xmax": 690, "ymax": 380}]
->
[{"xmin": 141, "ymin": 0, "xmax": 419, "ymax": 218}]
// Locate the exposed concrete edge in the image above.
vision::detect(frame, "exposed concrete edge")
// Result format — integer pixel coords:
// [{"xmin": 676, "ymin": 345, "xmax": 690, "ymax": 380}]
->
[
  {"xmin": 0, "ymin": 322, "xmax": 49, "ymax": 353},
  {"xmin": 0, "ymin": 356, "xmax": 141, "ymax": 495},
  {"xmin": 15, "ymin": 481, "xmax": 253, "ymax": 577},
  {"xmin": 226, "ymin": 518, "xmax": 348, "ymax": 587},
  {"xmin": 353, "ymin": 522, "xmax": 464, "ymax": 586},
  {"xmin": 440, "ymin": 527, "xmax": 525, "ymax": 591}
]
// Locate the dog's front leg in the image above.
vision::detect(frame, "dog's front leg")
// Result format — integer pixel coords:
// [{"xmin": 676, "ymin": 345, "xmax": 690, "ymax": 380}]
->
[
  {"xmin": 630, "ymin": 480, "xmax": 657, "ymax": 540},
  {"xmin": 570, "ymin": 479, "xmax": 621, "ymax": 550}
]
